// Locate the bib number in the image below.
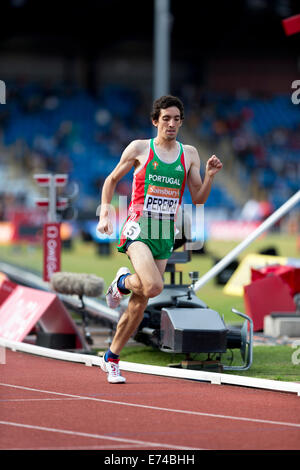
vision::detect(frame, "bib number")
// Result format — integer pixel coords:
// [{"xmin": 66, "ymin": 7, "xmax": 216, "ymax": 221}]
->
[{"xmin": 124, "ymin": 221, "xmax": 141, "ymax": 240}]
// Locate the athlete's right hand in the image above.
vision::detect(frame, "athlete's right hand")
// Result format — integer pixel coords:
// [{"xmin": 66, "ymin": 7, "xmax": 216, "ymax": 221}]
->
[{"xmin": 97, "ymin": 217, "xmax": 113, "ymax": 236}]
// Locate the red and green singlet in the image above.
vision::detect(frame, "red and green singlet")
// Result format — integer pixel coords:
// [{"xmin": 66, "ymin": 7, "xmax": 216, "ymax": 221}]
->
[{"xmin": 117, "ymin": 138, "xmax": 187, "ymax": 259}]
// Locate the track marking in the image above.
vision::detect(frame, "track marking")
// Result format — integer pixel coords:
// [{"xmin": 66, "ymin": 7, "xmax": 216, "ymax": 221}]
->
[
  {"xmin": 1, "ymin": 382, "xmax": 300, "ymax": 429},
  {"xmin": 0, "ymin": 421, "xmax": 199, "ymax": 450},
  {"xmin": 0, "ymin": 398, "xmax": 83, "ymax": 402},
  {"xmin": 6, "ymin": 444, "xmax": 147, "ymax": 450}
]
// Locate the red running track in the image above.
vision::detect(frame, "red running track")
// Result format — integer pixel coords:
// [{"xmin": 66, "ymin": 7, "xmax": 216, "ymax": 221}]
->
[{"xmin": 0, "ymin": 349, "xmax": 300, "ymax": 451}]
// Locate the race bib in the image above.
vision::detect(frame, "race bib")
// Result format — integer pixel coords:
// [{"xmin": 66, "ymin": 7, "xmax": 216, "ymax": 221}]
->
[
  {"xmin": 124, "ymin": 221, "xmax": 141, "ymax": 240},
  {"xmin": 143, "ymin": 185, "xmax": 179, "ymax": 215}
]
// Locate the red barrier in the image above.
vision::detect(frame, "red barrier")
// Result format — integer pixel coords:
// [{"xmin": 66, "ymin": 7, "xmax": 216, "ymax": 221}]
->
[
  {"xmin": 0, "ymin": 285, "xmax": 84, "ymax": 348},
  {"xmin": 244, "ymin": 276, "xmax": 296, "ymax": 331},
  {"xmin": 0, "ymin": 276, "xmax": 17, "ymax": 305},
  {"xmin": 251, "ymin": 265, "xmax": 300, "ymax": 296}
]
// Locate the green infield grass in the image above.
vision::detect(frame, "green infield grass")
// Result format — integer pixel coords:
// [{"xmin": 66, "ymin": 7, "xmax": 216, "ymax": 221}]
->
[{"xmin": 0, "ymin": 232, "xmax": 299, "ymax": 381}]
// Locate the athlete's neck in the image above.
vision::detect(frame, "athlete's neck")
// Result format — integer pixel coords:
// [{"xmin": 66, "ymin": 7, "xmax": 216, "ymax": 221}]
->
[{"xmin": 154, "ymin": 136, "xmax": 177, "ymax": 151}]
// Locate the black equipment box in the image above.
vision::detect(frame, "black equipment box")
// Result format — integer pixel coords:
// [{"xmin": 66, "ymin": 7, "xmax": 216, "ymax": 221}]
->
[
  {"xmin": 160, "ymin": 308, "xmax": 228, "ymax": 354},
  {"xmin": 36, "ymin": 332, "xmax": 77, "ymax": 350}
]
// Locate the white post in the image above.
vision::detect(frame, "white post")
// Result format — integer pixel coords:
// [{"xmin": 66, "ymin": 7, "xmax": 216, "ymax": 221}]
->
[
  {"xmin": 153, "ymin": 0, "xmax": 171, "ymax": 100},
  {"xmin": 48, "ymin": 174, "xmax": 57, "ymax": 223},
  {"xmin": 193, "ymin": 190, "xmax": 300, "ymax": 292}
]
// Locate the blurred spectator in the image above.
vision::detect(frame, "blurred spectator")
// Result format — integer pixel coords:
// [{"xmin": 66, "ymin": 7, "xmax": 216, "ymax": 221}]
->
[
  {"xmin": 240, "ymin": 199, "xmax": 261, "ymax": 221},
  {"xmin": 0, "ymin": 78, "xmax": 298, "ymax": 216}
]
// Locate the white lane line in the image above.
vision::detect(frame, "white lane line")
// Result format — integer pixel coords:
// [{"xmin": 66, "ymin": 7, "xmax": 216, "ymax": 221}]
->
[
  {"xmin": 5, "ymin": 444, "xmax": 147, "ymax": 450},
  {"xmin": 0, "ymin": 421, "xmax": 199, "ymax": 450},
  {"xmin": 0, "ymin": 398, "xmax": 83, "ymax": 402},
  {"xmin": 1, "ymin": 382, "xmax": 300, "ymax": 429}
]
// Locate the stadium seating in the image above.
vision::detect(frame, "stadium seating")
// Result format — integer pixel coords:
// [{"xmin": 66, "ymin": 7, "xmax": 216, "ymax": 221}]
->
[
  {"xmin": 0, "ymin": 81, "xmax": 298, "ymax": 214},
  {"xmin": 184, "ymin": 89, "xmax": 299, "ymax": 210}
]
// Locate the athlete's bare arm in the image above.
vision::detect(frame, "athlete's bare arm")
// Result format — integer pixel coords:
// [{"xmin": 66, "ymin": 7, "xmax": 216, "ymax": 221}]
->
[
  {"xmin": 185, "ymin": 145, "xmax": 223, "ymax": 205},
  {"xmin": 97, "ymin": 139, "xmax": 148, "ymax": 235}
]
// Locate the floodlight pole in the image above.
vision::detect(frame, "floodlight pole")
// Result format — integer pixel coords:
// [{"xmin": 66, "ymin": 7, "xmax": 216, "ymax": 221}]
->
[
  {"xmin": 193, "ymin": 190, "xmax": 300, "ymax": 292},
  {"xmin": 153, "ymin": 0, "xmax": 171, "ymax": 100}
]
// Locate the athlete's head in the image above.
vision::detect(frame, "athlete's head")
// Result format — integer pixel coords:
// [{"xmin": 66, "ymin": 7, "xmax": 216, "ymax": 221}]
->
[
  {"xmin": 151, "ymin": 95, "xmax": 184, "ymax": 140},
  {"xmin": 151, "ymin": 95, "xmax": 184, "ymax": 122}
]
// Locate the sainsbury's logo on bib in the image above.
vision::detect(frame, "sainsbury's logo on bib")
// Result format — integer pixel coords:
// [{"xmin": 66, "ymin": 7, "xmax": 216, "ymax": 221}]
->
[
  {"xmin": 148, "ymin": 185, "xmax": 179, "ymax": 198},
  {"xmin": 144, "ymin": 185, "xmax": 179, "ymax": 214}
]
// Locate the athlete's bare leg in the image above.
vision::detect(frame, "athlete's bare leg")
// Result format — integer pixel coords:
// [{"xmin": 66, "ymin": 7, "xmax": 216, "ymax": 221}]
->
[{"xmin": 109, "ymin": 242, "xmax": 168, "ymax": 355}]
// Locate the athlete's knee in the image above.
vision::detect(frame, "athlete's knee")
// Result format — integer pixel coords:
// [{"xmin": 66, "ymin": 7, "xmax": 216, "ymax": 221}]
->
[
  {"xmin": 126, "ymin": 273, "xmax": 143, "ymax": 294},
  {"xmin": 143, "ymin": 279, "xmax": 164, "ymax": 298}
]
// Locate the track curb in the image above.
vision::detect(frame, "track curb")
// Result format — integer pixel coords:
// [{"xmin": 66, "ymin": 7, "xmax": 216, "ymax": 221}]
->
[{"xmin": 1, "ymin": 337, "xmax": 299, "ymax": 396}]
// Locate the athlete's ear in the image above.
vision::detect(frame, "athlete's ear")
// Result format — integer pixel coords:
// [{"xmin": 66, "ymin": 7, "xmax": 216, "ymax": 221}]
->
[{"xmin": 152, "ymin": 119, "xmax": 158, "ymax": 128}]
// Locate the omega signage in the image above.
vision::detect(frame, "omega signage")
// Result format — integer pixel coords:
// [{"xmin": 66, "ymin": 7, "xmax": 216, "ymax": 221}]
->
[{"xmin": 43, "ymin": 223, "xmax": 61, "ymax": 282}]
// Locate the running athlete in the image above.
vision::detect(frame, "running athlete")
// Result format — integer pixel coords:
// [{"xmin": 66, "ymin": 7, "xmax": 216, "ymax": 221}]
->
[{"xmin": 97, "ymin": 95, "xmax": 222, "ymax": 383}]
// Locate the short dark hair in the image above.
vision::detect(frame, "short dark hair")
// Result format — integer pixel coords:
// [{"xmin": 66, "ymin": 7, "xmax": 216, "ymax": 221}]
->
[{"xmin": 151, "ymin": 95, "xmax": 184, "ymax": 122}]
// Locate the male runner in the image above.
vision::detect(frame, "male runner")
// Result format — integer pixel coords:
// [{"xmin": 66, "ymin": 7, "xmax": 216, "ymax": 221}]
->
[{"xmin": 97, "ymin": 95, "xmax": 222, "ymax": 383}]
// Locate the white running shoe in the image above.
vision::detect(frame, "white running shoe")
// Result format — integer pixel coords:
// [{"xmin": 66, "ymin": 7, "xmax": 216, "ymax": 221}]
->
[
  {"xmin": 106, "ymin": 267, "xmax": 131, "ymax": 309},
  {"xmin": 100, "ymin": 356, "xmax": 126, "ymax": 384}
]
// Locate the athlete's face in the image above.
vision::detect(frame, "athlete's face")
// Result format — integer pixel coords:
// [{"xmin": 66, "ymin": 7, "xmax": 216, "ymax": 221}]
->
[{"xmin": 153, "ymin": 106, "xmax": 183, "ymax": 140}]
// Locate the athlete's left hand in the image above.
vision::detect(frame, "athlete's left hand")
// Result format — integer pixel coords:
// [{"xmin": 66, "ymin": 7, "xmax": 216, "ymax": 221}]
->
[{"xmin": 206, "ymin": 155, "xmax": 223, "ymax": 177}]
